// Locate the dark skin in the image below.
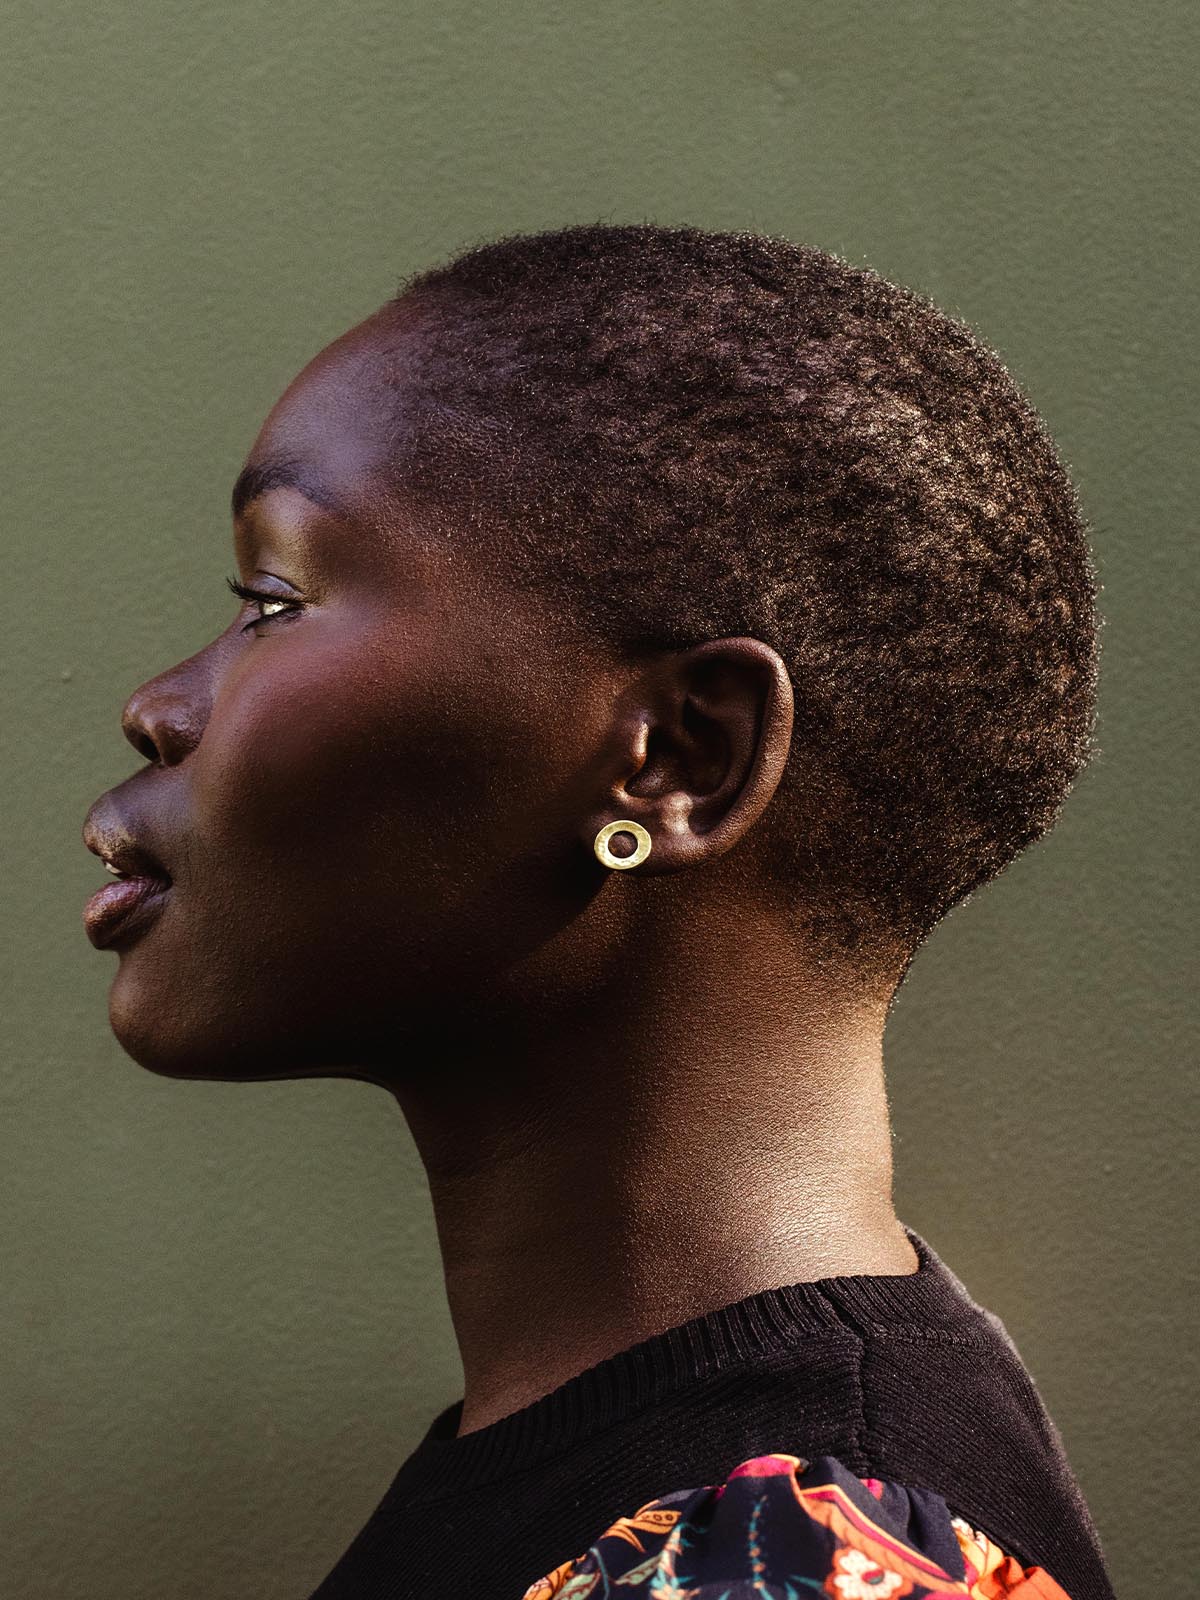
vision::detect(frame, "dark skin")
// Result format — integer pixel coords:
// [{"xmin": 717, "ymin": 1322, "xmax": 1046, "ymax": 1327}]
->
[{"xmin": 85, "ymin": 300, "xmax": 917, "ymax": 1437}]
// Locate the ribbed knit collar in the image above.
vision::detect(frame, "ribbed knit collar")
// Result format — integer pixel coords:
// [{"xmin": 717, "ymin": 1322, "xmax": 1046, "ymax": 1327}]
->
[{"xmin": 396, "ymin": 1229, "xmax": 989, "ymax": 1498}]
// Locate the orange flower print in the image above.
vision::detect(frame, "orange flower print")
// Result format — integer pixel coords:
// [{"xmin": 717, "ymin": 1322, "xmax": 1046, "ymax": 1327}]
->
[
  {"xmin": 950, "ymin": 1514, "xmax": 991, "ymax": 1573},
  {"xmin": 825, "ymin": 1544, "xmax": 914, "ymax": 1599},
  {"xmin": 520, "ymin": 1558, "xmax": 584, "ymax": 1599}
]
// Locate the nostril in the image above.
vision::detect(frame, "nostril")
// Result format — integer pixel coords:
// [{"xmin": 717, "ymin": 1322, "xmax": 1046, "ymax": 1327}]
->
[
  {"xmin": 119, "ymin": 672, "xmax": 203, "ymax": 767},
  {"xmin": 122, "ymin": 718, "xmax": 160, "ymax": 763},
  {"xmin": 120, "ymin": 688, "xmax": 164, "ymax": 763}
]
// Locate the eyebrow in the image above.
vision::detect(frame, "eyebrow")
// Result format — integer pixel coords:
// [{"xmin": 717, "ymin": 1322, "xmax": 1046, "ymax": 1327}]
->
[{"xmin": 231, "ymin": 457, "xmax": 350, "ymax": 522}]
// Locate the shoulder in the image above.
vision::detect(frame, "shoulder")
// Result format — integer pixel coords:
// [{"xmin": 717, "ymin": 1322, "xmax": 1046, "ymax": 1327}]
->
[{"xmin": 521, "ymin": 1451, "xmax": 1073, "ymax": 1598}]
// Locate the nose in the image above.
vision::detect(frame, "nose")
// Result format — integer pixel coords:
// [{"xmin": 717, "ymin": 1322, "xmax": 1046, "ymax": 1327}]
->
[{"xmin": 120, "ymin": 658, "xmax": 209, "ymax": 766}]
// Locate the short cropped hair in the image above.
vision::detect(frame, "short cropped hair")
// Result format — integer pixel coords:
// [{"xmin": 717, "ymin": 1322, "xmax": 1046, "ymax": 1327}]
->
[{"xmin": 389, "ymin": 224, "xmax": 1101, "ymax": 986}]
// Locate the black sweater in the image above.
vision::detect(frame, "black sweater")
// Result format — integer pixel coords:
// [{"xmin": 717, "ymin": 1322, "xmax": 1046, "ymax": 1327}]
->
[{"xmin": 307, "ymin": 1231, "xmax": 1113, "ymax": 1599}]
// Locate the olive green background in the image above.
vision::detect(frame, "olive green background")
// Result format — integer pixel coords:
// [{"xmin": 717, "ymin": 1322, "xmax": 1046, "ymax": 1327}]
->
[{"xmin": 3, "ymin": 2, "xmax": 1195, "ymax": 1596}]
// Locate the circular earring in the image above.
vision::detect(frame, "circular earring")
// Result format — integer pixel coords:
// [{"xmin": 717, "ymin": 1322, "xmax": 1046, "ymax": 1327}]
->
[{"xmin": 593, "ymin": 819, "xmax": 653, "ymax": 871}]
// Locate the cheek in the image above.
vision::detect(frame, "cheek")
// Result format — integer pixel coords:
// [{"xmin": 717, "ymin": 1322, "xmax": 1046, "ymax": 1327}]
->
[{"xmin": 187, "ymin": 619, "xmax": 551, "ymax": 954}]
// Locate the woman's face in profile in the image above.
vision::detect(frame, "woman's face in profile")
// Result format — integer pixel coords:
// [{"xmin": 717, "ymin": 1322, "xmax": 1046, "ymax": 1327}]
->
[{"xmin": 83, "ymin": 305, "xmax": 626, "ymax": 1086}]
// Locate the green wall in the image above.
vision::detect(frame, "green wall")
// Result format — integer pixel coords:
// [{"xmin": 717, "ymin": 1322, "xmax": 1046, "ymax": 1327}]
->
[{"xmin": 3, "ymin": 3, "xmax": 1195, "ymax": 1596}]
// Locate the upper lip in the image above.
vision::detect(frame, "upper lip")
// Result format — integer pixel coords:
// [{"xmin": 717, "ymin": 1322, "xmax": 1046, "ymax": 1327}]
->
[{"xmin": 83, "ymin": 804, "xmax": 172, "ymax": 882}]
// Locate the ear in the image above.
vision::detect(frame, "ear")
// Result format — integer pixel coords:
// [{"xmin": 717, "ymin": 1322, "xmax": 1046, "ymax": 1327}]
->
[{"xmin": 585, "ymin": 637, "xmax": 794, "ymax": 875}]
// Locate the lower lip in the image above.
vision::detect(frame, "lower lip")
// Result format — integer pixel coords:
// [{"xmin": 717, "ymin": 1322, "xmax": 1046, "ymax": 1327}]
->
[{"xmin": 83, "ymin": 876, "xmax": 172, "ymax": 949}]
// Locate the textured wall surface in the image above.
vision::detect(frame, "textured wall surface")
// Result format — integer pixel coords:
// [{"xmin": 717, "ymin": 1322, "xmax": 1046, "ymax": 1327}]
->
[{"xmin": 2, "ymin": 3, "xmax": 1196, "ymax": 1597}]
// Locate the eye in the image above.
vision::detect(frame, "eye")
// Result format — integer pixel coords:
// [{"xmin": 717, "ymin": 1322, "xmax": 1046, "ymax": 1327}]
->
[{"xmin": 225, "ymin": 575, "xmax": 303, "ymax": 631}]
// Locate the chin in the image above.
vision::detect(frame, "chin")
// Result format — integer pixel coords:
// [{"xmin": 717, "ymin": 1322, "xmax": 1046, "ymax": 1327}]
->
[
  {"xmin": 106, "ymin": 966, "xmax": 281, "ymax": 1082},
  {"xmin": 105, "ymin": 964, "xmax": 384, "ymax": 1084}
]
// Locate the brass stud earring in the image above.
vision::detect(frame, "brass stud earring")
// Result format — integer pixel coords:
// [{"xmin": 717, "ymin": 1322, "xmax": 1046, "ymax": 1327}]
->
[{"xmin": 593, "ymin": 820, "xmax": 653, "ymax": 871}]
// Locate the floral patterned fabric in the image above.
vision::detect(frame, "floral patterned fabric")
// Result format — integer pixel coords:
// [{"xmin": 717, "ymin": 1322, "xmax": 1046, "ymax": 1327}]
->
[{"xmin": 520, "ymin": 1452, "xmax": 1072, "ymax": 1598}]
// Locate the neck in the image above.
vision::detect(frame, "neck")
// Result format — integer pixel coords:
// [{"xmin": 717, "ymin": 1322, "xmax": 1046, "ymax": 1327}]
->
[{"xmin": 393, "ymin": 898, "xmax": 914, "ymax": 1436}]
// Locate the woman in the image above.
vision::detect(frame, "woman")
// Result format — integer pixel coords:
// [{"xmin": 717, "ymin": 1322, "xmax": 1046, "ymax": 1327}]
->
[{"xmin": 82, "ymin": 224, "xmax": 1111, "ymax": 1599}]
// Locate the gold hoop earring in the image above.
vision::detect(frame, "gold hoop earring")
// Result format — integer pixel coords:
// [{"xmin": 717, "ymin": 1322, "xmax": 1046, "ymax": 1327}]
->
[{"xmin": 593, "ymin": 820, "xmax": 652, "ymax": 871}]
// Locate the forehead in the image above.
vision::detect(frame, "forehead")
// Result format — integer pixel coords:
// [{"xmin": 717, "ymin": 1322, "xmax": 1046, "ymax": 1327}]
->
[
  {"xmin": 233, "ymin": 299, "xmax": 619, "ymax": 667},
  {"xmin": 230, "ymin": 302, "xmax": 467, "ymax": 592},
  {"xmin": 242, "ymin": 304, "xmax": 412, "ymax": 519}
]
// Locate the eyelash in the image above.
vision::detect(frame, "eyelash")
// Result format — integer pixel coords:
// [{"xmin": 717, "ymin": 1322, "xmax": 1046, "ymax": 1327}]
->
[{"xmin": 225, "ymin": 575, "xmax": 302, "ymax": 631}]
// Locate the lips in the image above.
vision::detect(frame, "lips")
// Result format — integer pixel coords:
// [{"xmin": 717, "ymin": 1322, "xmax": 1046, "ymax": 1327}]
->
[
  {"xmin": 82, "ymin": 805, "xmax": 173, "ymax": 950},
  {"xmin": 83, "ymin": 874, "xmax": 172, "ymax": 949}
]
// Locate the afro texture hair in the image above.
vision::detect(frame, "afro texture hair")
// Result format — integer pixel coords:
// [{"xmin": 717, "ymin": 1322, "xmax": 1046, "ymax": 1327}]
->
[{"xmin": 387, "ymin": 223, "xmax": 1101, "ymax": 984}]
